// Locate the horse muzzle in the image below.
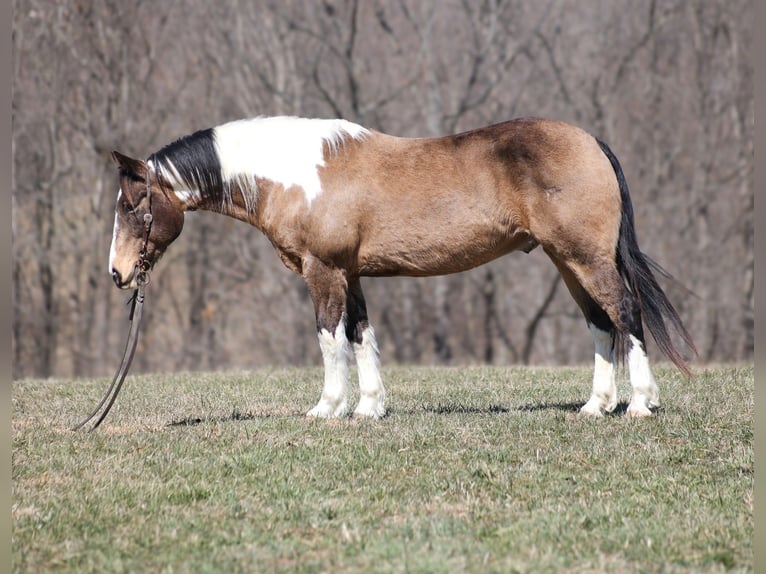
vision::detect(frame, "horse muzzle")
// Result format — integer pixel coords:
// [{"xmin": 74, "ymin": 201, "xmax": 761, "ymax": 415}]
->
[{"xmin": 111, "ymin": 267, "xmax": 137, "ymax": 289}]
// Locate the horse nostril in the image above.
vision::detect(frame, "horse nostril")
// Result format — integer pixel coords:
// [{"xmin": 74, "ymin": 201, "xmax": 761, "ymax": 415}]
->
[{"xmin": 111, "ymin": 269, "xmax": 122, "ymax": 286}]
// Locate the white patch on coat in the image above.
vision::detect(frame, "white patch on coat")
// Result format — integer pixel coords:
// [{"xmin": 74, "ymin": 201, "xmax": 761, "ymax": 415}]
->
[
  {"xmin": 352, "ymin": 326, "xmax": 386, "ymax": 418},
  {"xmin": 626, "ymin": 334, "xmax": 659, "ymax": 417},
  {"xmin": 108, "ymin": 190, "xmax": 122, "ymax": 273},
  {"xmin": 213, "ymin": 116, "xmax": 369, "ymax": 204},
  {"xmin": 307, "ymin": 317, "xmax": 351, "ymax": 418},
  {"xmin": 580, "ymin": 325, "xmax": 617, "ymax": 416}
]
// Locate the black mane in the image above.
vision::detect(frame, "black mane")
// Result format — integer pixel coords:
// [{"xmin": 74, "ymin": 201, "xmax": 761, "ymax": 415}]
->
[{"xmin": 150, "ymin": 128, "xmax": 223, "ymax": 197}]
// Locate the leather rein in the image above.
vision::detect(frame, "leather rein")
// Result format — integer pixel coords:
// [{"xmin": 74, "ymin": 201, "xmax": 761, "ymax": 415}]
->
[{"xmin": 73, "ymin": 172, "xmax": 154, "ymax": 431}]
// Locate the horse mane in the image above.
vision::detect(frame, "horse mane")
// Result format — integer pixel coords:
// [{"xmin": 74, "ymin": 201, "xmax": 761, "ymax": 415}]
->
[
  {"xmin": 150, "ymin": 129, "xmax": 221, "ymax": 195},
  {"xmin": 148, "ymin": 128, "xmax": 232, "ymax": 206},
  {"xmin": 148, "ymin": 117, "xmax": 369, "ymax": 213}
]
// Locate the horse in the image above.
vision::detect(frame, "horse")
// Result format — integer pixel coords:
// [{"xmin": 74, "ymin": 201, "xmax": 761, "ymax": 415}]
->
[{"xmin": 108, "ymin": 115, "xmax": 696, "ymax": 419}]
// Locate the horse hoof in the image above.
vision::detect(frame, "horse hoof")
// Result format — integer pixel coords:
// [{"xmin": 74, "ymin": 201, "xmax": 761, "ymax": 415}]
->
[
  {"xmin": 579, "ymin": 399, "xmax": 606, "ymax": 417},
  {"xmin": 626, "ymin": 403, "xmax": 654, "ymax": 418},
  {"xmin": 353, "ymin": 404, "xmax": 386, "ymax": 419},
  {"xmin": 351, "ymin": 395, "xmax": 385, "ymax": 419},
  {"xmin": 306, "ymin": 400, "xmax": 348, "ymax": 419}
]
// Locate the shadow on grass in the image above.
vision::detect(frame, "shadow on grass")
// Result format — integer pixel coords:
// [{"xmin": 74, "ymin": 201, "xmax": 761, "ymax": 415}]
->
[
  {"xmin": 165, "ymin": 409, "xmax": 301, "ymax": 426},
  {"xmin": 167, "ymin": 401, "xmax": 638, "ymax": 425},
  {"xmin": 419, "ymin": 403, "xmax": 514, "ymax": 415},
  {"xmin": 416, "ymin": 401, "xmax": 632, "ymax": 415},
  {"xmin": 515, "ymin": 401, "xmax": 632, "ymax": 414},
  {"xmin": 167, "ymin": 412, "xmax": 254, "ymax": 427}
]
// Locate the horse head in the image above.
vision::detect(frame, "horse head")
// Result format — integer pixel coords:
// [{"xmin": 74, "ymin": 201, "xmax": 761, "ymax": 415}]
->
[{"xmin": 109, "ymin": 151, "xmax": 185, "ymax": 289}]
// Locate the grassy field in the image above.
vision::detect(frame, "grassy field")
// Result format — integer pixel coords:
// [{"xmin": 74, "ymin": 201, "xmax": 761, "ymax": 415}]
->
[{"xmin": 13, "ymin": 364, "xmax": 753, "ymax": 573}]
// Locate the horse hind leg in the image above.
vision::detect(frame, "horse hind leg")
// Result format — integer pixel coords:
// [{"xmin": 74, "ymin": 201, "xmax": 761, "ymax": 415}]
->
[
  {"xmin": 585, "ymin": 260, "xmax": 660, "ymax": 417},
  {"xmin": 550, "ymin": 257, "xmax": 619, "ymax": 416},
  {"xmin": 621, "ymin": 296, "xmax": 660, "ymax": 417},
  {"xmin": 585, "ymin": 323, "xmax": 619, "ymax": 416},
  {"xmin": 550, "ymin": 254, "xmax": 660, "ymax": 417},
  {"xmin": 346, "ymin": 279, "xmax": 386, "ymax": 418}
]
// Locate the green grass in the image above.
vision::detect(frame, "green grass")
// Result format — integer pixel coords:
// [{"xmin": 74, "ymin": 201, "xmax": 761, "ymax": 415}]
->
[{"xmin": 13, "ymin": 364, "xmax": 753, "ymax": 573}]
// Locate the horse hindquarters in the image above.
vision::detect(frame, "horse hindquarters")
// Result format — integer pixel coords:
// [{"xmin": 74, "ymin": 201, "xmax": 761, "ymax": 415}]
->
[{"xmin": 541, "ymin": 139, "xmax": 694, "ymax": 417}]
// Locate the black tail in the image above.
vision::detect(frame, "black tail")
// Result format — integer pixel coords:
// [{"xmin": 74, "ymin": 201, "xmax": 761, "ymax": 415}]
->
[{"xmin": 597, "ymin": 139, "xmax": 698, "ymax": 376}]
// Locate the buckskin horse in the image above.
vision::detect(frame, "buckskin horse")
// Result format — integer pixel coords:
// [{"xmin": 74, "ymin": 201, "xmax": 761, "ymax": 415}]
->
[{"xmin": 108, "ymin": 116, "xmax": 695, "ymax": 419}]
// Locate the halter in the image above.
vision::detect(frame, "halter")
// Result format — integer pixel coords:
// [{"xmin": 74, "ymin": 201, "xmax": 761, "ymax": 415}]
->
[{"xmin": 73, "ymin": 167, "xmax": 155, "ymax": 431}]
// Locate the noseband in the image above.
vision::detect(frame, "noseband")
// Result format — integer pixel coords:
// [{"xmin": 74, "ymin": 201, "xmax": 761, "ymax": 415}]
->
[{"xmin": 73, "ymin": 169, "xmax": 155, "ymax": 431}]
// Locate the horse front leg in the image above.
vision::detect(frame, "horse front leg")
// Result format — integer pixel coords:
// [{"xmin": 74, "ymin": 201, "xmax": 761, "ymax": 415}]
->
[
  {"xmin": 304, "ymin": 258, "xmax": 351, "ymax": 418},
  {"xmin": 347, "ymin": 279, "xmax": 386, "ymax": 418}
]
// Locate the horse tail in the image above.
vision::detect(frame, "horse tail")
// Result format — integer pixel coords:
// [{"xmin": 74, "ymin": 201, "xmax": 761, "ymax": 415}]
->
[{"xmin": 597, "ymin": 138, "xmax": 698, "ymax": 376}]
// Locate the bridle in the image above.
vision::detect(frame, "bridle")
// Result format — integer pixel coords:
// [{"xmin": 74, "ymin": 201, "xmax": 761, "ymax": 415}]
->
[
  {"xmin": 136, "ymin": 167, "xmax": 155, "ymax": 286},
  {"xmin": 73, "ymin": 168, "xmax": 155, "ymax": 431}
]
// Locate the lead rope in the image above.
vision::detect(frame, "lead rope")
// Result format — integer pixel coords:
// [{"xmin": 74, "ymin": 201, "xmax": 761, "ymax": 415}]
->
[
  {"xmin": 73, "ymin": 172, "xmax": 154, "ymax": 432},
  {"xmin": 71, "ymin": 282, "xmax": 145, "ymax": 431}
]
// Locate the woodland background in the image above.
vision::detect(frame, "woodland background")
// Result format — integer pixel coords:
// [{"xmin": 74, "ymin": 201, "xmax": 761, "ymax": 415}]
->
[{"xmin": 12, "ymin": 0, "xmax": 753, "ymax": 379}]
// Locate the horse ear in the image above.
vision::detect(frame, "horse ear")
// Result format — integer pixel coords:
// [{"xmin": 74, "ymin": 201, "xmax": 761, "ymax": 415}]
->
[{"xmin": 111, "ymin": 151, "xmax": 147, "ymax": 181}]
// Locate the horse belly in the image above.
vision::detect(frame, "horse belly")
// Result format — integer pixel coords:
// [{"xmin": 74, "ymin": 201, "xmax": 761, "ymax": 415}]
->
[{"xmin": 357, "ymin": 219, "xmax": 529, "ymax": 277}]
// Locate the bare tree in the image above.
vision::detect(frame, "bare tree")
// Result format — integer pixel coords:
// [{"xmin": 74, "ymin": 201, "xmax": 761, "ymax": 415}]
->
[{"xmin": 12, "ymin": 0, "xmax": 752, "ymax": 378}]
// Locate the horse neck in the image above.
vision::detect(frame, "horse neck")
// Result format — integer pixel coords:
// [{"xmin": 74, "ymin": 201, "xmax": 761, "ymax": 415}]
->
[
  {"xmin": 172, "ymin": 177, "xmax": 261, "ymax": 227},
  {"xmin": 148, "ymin": 152, "xmax": 260, "ymax": 227}
]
